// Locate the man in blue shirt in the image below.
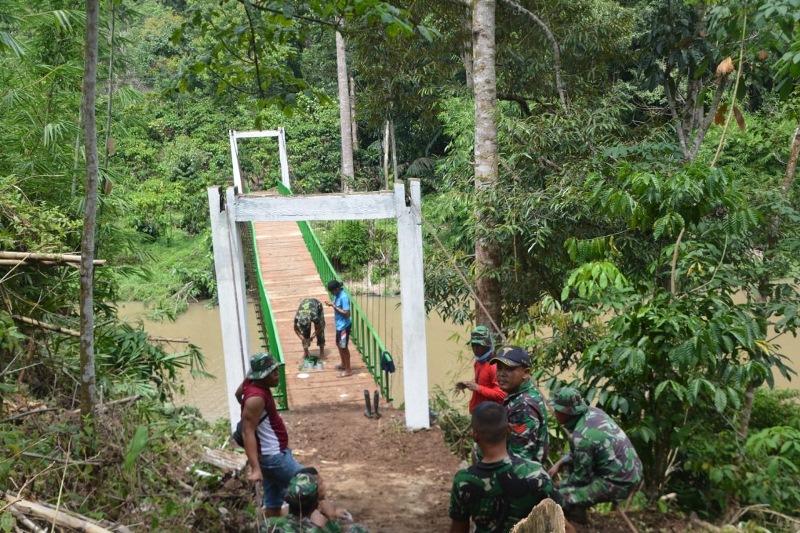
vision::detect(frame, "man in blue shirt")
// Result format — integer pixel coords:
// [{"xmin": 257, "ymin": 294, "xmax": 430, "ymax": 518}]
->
[{"xmin": 325, "ymin": 279, "xmax": 352, "ymax": 377}]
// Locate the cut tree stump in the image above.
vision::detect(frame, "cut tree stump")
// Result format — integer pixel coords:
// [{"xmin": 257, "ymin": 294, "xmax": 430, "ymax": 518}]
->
[{"xmin": 510, "ymin": 498, "xmax": 567, "ymax": 533}]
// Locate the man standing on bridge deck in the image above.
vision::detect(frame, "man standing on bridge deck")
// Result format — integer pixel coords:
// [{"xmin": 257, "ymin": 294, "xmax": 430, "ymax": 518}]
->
[
  {"xmin": 547, "ymin": 387, "xmax": 643, "ymax": 524},
  {"xmin": 325, "ymin": 279, "xmax": 352, "ymax": 378},
  {"xmin": 294, "ymin": 297, "xmax": 325, "ymax": 363},
  {"xmin": 237, "ymin": 352, "xmax": 303, "ymax": 516}
]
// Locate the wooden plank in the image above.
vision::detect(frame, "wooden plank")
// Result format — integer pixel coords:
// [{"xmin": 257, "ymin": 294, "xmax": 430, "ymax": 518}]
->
[
  {"xmin": 254, "ymin": 221, "xmax": 380, "ymax": 408},
  {"xmin": 235, "ymin": 192, "xmax": 396, "ymax": 221}
]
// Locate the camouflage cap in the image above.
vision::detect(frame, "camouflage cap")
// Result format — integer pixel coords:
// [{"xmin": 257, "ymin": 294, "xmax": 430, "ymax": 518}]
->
[
  {"xmin": 248, "ymin": 352, "xmax": 283, "ymax": 380},
  {"xmin": 297, "ymin": 313, "xmax": 312, "ymax": 329},
  {"xmin": 551, "ymin": 387, "xmax": 588, "ymax": 416},
  {"xmin": 469, "ymin": 326, "xmax": 493, "ymax": 347},
  {"xmin": 490, "ymin": 345, "xmax": 531, "ymax": 368},
  {"xmin": 285, "ymin": 472, "xmax": 319, "ymax": 508}
]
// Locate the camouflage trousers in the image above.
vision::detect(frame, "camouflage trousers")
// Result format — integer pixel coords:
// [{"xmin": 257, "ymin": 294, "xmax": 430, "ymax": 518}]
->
[{"xmin": 558, "ymin": 478, "xmax": 637, "ymax": 507}]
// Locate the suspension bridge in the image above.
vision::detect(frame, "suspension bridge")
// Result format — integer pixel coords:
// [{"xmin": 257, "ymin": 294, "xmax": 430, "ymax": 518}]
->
[{"xmin": 209, "ymin": 129, "xmax": 430, "ymax": 430}]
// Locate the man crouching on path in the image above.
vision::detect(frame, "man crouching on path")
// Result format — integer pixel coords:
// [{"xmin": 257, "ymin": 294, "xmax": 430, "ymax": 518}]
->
[
  {"xmin": 237, "ymin": 352, "xmax": 303, "ymax": 516},
  {"xmin": 449, "ymin": 401, "xmax": 561, "ymax": 533}
]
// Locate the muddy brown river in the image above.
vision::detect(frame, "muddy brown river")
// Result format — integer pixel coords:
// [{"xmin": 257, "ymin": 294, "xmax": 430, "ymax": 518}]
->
[{"xmin": 119, "ymin": 298, "xmax": 798, "ymax": 421}]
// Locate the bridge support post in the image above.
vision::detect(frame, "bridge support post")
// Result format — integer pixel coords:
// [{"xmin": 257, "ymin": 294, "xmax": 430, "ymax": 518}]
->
[
  {"xmin": 208, "ymin": 187, "xmax": 251, "ymax": 430},
  {"xmin": 395, "ymin": 180, "xmax": 430, "ymax": 429}
]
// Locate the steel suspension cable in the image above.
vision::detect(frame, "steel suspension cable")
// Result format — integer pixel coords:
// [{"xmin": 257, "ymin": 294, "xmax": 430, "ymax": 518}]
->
[{"xmin": 410, "ymin": 203, "xmax": 507, "ymax": 344}]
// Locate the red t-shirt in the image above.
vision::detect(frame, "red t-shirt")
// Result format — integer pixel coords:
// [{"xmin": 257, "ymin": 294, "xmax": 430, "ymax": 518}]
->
[
  {"xmin": 469, "ymin": 359, "xmax": 507, "ymax": 413},
  {"xmin": 242, "ymin": 378, "xmax": 288, "ymax": 455}
]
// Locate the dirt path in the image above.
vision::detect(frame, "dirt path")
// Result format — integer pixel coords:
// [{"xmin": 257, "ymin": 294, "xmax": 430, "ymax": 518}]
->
[{"xmin": 282, "ymin": 402, "xmax": 461, "ymax": 532}]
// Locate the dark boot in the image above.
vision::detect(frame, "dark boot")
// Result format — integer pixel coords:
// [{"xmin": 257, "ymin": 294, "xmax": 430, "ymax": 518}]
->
[
  {"xmin": 364, "ymin": 389, "xmax": 374, "ymax": 418},
  {"xmin": 564, "ymin": 505, "xmax": 589, "ymax": 525},
  {"xmin": 373, "ymin": 390, "xmax": 381, "ymax": 419}
]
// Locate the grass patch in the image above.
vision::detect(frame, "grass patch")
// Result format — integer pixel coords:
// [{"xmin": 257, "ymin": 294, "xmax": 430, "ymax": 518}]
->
[{"xmin": 115, "ymin": 229, "xmax": 215, "ymax": 320}]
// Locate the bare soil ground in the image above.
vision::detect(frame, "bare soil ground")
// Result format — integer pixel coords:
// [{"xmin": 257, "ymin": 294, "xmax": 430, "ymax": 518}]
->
[
  {"xmin": 277, "ymin": 402, "xmax": 690, "ymax": 533},
  {"xmin": 282, "ymin": 402, "xmax": 460, "ymax": 532}
]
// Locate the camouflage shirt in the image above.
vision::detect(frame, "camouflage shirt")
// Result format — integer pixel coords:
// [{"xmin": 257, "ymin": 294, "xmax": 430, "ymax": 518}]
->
[
  {"xmin": 559, "ymin": 407, "xmax": 643, "ymax": 501},
  {"xmin": 449, "ymin": 455, "xmax": 560, "ymax": 533},
  {"xmin": 503, "ymin": 380, "xmax": 549, "ymax": 463}
]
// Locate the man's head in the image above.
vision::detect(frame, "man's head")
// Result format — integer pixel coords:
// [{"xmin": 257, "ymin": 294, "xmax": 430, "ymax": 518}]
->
[
  {"xmin": 470, "ymin": 326, "xmax": 493, "ymax": 358},
  {"xmin": 297, "ymin": 313, "xmax": 312, "ymax": 338},
  {"xmin": 327, "ymin": 279, "xmax": 343, "ymax": 294},
  {"xmin": 285, "ymin": 468, "xmax": 321, "ymax": 515},
  {"xmin": 491, "ymin": 345, "xmax": 531, "ymax": 393},
  {"xmin": 471, "ymin": 401, "xmax": 509, "ymax": 446},
  {"xmin": 550, "ymin": 387, "xmax": 588, "ymax": 424},
  {"xmin": 248, "ymin": 352, "xmax": 283, "ymax": 386}
]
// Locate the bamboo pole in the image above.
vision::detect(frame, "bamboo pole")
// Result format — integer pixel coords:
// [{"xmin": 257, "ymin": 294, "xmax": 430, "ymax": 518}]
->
[
  {"xmin": 0, "ymin": 252, "xmax": 105, "ymax": 265},
  {"xmin": 11, "ymin": 316, "xmax": 80, "ymax": 337}
]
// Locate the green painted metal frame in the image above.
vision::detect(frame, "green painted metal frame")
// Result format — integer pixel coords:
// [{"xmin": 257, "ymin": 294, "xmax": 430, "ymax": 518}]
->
[
  {"xmin": 248, "ymin": 222, "xmax": 289, "ymax": 410},
  {"xmin": 277, "ymin": 183, "xmax": 393, "ymax": 400}
]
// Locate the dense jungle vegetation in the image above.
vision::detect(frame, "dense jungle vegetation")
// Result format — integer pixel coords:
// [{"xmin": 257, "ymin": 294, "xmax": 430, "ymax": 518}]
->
[{"xmin": 2, "ymin": 0, "xmax": 800, "ymax": 530}]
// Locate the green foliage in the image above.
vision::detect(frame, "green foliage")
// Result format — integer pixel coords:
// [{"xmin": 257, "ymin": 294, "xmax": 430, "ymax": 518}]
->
[{"xmin": 1, "ymin": 399, "xmax": 247, "ymax": 531}]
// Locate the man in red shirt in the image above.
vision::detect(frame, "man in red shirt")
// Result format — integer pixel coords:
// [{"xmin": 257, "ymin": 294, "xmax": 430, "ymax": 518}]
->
[
  {"xmin": 456, "ymin": 326, "xmax": 507, "ymax": 413},
  {"xmin": 237, "ymin": 352, "xmax": 303, "ymax": 516}
]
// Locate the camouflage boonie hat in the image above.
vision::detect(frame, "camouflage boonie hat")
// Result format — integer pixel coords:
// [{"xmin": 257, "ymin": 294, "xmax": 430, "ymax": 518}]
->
[
  {"xmin": 470, "ymin": 326, "xmax": 493, "ymax": 347},
  {"xmin": 285, "ymin": 472, "xmax": 319, "ymax": 507},
  {"xmin": 297, "ymin": 313, "xmax": 312, "ymax": 329},
  {"xmin": 248, "ymin": 352, "xmax": 283, "ymax": 380},
  {"xmin": 551, "ymin": 387, "xmax": 588, "ymax": 416}
]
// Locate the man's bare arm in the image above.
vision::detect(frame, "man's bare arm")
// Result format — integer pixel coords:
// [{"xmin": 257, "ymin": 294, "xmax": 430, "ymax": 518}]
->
[{"xmin": 242, "ymin": 395, "xmax": 266, "ymax": 482}]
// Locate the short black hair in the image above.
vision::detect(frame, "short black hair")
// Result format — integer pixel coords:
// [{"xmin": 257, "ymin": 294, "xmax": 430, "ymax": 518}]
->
[{"xmin": 472, "ymin": 402, "xmax": 508, "ymax": 445}]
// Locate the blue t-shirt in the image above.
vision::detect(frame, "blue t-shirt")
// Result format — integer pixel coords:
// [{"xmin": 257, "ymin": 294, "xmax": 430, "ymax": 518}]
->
[{"xmin": 333, "ymin": 290, "xmax": 352, "ymax": 331}]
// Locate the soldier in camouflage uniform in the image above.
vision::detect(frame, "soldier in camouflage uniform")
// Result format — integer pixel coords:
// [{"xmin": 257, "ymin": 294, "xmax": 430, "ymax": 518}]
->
[
  {"xmin": 294, "ymin": 298, "xmax": 326, "ymax": 362},
  {"xmin": 548, "ymin": 388, "xmax": 643, "ymax": 522},
  {"xmin": 264, "ymin": 469, "xmax": 369, "ymax": 533},
  {"xmin": 491, "ymin": 346, "xmax": 550, "ymax": 463},
  {"xmin": 449, "ymin": 402, "xmax": 560, "ymax": 533}
]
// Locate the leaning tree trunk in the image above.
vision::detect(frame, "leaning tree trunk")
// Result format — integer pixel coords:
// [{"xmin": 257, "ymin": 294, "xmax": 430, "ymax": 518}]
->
[
  {"xmin": 472, "ymin": 0, "xmax": 502, "ymax": 330},
  {"xmin": 336, "ymin": 30, "xmax": 354, "ymax": 192},
  {"xmin": 79, "ymin": 0, "xmax": 100, "ymax": 419}
]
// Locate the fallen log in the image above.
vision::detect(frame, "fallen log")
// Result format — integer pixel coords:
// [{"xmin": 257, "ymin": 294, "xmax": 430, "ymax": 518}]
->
[
  {"xmin": 7, "ymin": 504, "xmax": 47, "ymax": 533},
  {"xmin": 200, "ymin": 446, "xmax": 247, "ymax": 474},
  {"xmin": 3, "ymin": 493, "xmax": 115, "ymax": 533}
]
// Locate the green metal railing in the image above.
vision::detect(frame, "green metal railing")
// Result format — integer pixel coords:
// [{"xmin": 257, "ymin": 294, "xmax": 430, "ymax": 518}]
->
[
  {"xmin": 248, "ymin": 222, "xmax": 289, "ymax": 410},
  {"xmin": 277, "ymin": 183, "xmax": 393, "ymax": 400}
]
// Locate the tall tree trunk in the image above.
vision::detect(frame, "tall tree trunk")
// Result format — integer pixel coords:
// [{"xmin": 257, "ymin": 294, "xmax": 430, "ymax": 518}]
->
[
  {"xmin": 349, "ymin": 74, "xmax": 359, "ymax": 152},
  {"xmin": 782, "ymin": 120, "xmax": 800, "ymax": 194},
  {"xmin": 79, "ymin": 0, "xmax": 100, "ymax": 419},
  {"xmin": 336, "ymin": 30, "xmax": 354, "ymax": 192},
  {"xmin": 473, "ymin": 0, "xmax": 502, "ymax": 330}
]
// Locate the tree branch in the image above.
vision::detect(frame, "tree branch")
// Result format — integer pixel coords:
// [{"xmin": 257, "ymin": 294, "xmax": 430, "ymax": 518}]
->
[
  {"xmin": 242, "ymin": 0, "xmax": 339, "ymax": 29},
  {"xmin": 499, "ymin": 0, "xmax": 567, "ymax": 113}
]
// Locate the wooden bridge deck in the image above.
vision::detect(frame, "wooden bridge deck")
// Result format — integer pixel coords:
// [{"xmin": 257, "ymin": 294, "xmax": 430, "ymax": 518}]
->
[{"xmin": 253, "ymin": 220, "xmax": 378, "ymax": 409}]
